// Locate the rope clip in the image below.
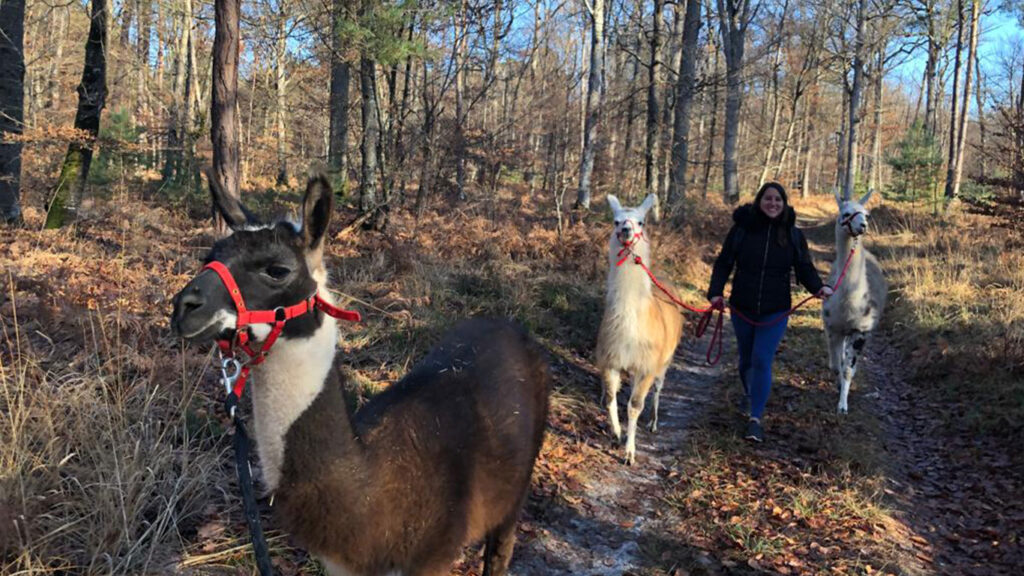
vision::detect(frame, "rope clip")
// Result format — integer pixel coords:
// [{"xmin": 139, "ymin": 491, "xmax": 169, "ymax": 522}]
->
[{"xmin": 217, "ymin": 351, "xmax": 243, "ymax": 397}]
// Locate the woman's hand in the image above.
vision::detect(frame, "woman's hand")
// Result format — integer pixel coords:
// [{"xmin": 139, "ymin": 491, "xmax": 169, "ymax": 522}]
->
[
  {"xmin": 709, "ymin": 296, "xmax": 725, "ymax": 309},
  {"xmin": 817, "ymin": 285, "xmax": 834, "ymax": 298}
]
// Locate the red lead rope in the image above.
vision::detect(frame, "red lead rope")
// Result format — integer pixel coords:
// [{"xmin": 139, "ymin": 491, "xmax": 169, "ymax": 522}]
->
[
  {"xmin": 202, "ymin": 261, "xmax": 361, "ymax": 404},
  {"xmin": 616, "ymin": 241, "xmax": 857, "ymax": 365}
]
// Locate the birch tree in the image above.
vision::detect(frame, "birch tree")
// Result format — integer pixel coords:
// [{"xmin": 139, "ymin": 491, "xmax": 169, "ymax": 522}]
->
[
  {"xmin": 575, "ymin": 0, "xmax": 606, "ymax": 209},
  {"xmin": 944, "ymin": 0, "xmax": 980, "ymax": 204},
  {"xmin": 716, "ymin": 0, "xmax": 758, "ymax": 203}
]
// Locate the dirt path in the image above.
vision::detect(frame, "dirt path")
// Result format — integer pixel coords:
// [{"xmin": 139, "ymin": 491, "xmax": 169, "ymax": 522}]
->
[
  {"xmin": 511, "ymin": 338, "xmax": 725, "ymax": 575},
  {"xmin": 867, "ymin": 342, "xmax": 1024, "ymax": 575}
]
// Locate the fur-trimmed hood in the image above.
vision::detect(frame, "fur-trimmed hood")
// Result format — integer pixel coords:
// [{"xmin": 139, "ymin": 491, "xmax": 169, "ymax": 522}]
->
[
  {"xmin": 707, "ymin": 202, "xmax": 823, "ymax": 315},
  {"xmin": 732, "ymin": 204, "xmax": 796, "ymax": 231}
]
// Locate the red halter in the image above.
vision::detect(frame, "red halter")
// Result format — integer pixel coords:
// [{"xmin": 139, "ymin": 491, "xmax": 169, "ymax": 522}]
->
[
  {"xmin": 202, "ymin": 260, "xmax": 361, "ymax": 404},
  {"xmin": 615, "ymin": 223, "xmax": 646, "ymax": 266}
]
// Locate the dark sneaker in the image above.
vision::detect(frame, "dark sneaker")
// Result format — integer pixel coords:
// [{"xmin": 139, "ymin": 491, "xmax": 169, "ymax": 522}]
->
[{"xmin": 745, "ymin": 419, "xmax": 764, "ymax": 443}]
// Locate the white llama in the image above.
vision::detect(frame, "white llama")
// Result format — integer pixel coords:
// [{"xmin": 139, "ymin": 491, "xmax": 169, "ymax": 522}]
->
[
  {"xmin": 822, "ymin": 189, "xmax": 888, "ymax": 414},
  {"xmin": 595, "ymin": 194, "xmax": 684, "ymax": 465}
]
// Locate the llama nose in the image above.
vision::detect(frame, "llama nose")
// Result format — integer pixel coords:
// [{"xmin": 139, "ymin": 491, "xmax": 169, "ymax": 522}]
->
[{"xmin": 176, "ymin": 288, "xmax": 205, "ymax": 319}]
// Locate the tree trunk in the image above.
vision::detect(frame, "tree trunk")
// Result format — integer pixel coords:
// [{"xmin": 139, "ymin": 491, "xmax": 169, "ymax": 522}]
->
[
  {"xmin": 799, "ymin": 83, "xmax": 818, "ymax": 196},
  {"xmin": 415, "ymin": 61, "xmax": 435, "ymax": 220},
  {"xmin": 454, "ymin": 0, "xmax": 467, "ymax": 200},
  {"xmin": 374, "ymin": 68, "xmax": 391, "ymax": 224},
  {"xmin": 394, "ymin": 24, "xmax": 416, "ymax": 203},
  {"xmin": 327, "ymin": 49, "xmax": 352, "ymax": 188},
  {"xmin": 47, "ymin": 9, "xmax": 67, "ymax": 110},
  {"xmin": 136, "ymin": 0, "xmax": 152, "ymax": 124},
  {"xmin": 947, "ymin": 0, "xmax": 979, "ymax": 204},
  {"xmin": 974, "ymin": 37, "xmax": 986, "ymax": 179},
  {"xmin": 155, "ymin": 0, "xmax": 164, "ymax": 93},
  {"xmin": 943, "ymin": 0, "xmax": 965, "ymax": 204},
  {"xmin": 774, "ymin": 97, "xmax": 799, "ymax": 181},
  {"xmin": 575, "ymin": 0, "xmax": 605, "ymax": 209},
  {"xmin": 717, "ymin": 0, "xmax": 752, "ymax": 204},
  {"xmin": 869, "ymin": 46, "xmax": 885, "ymax": 191},
  {"xmin": 923, "ymin": 0, "xmax": 949, "ymax": 138},
  {"xmin": 275, "ymin": 3, "xmax": 289, "ymax": 187},
  {"xmin": 702, "ymin": 10, "xmax": 720, "ymax": 196},
  {"xmin": 0, "ymin": 0, "xmax": 25, "ymax": 225},
  {"xmin": 842, "ymin": 0, "xmax": 868, "ymax": 200},
  {"xmin": 668, "ymin": 0, "xmax": 701, "ymax": 210},
  {"xmin": 210, "ymin": 0, "xmax": 241, "ymax": 235},
  {"xmin": 360, "ymin": 54, "xmax": 384, "ymax": 230},
  {"xmin": 644, "ymin": 0, "xmax": 663, "ymax": 196},
  {"xmin": 120, "ymin": 0, "xmax": 134, "ymax": 49},
  {"xmin": 163, "ymin": 0, "xmax": 187, "ymax": 182},
  {"xmin": 328, "ymin": 0, "xmax": 352, "ymax": 192},
  {"xmin": 623, "ymin": 0, "xmax": 643, "ymax": 163},
  {"xmin": 45, "ymin": 0, "xmax": 108, "ymax": 229},
  {"xmin": 758, "ymin": 0, "xmax": 788, "ymax": 188}
]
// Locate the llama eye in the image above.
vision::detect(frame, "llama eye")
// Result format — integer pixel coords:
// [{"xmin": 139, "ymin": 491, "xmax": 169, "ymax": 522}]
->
[
  {"xmin": 614, "ymin": 220, "xmax": 620, "ymax": 226},
  {"xmin": 264, "ymin": 265, "xmax": 291, "ymax": 280},
  {"xmin": 638, "ymin": 221, "xmax": 644, "ymax": 227}
]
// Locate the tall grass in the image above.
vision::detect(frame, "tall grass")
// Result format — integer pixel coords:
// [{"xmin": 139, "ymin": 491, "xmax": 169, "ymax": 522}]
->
[
  {"xmin": 0, "ymin": 294, "xmax": 227, "ymax": 573},
  {"xmin": 872, "ymin": 203, "xmax": 1024, "ymax": 438}
]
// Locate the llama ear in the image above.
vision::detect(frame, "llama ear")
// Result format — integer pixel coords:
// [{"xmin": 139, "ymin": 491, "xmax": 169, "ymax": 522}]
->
[
  {"xmin": 833, "ymin": 187, "xmax": 843, "ymax": 208},
  {"xmin": 640, "ymin": 193, "xmax": 660, "ymax": 222},
  {"xmin": 859, "ymin": 188, "xmax": 875, "ymax": 207},
  {"xmin": 302, "ymin": 174, "xmax": 334, "ymax": 250},
  {"xmin": 206, "ymin": 168, "xmax": 253, "ymax": 228},
  {"xmin": 606, "ymin": 194, "xmax": 622, "ymax": 214}
]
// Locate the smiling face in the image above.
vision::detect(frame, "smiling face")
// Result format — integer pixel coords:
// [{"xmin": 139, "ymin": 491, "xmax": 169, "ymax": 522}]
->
[
  {"xmin": 759, "ymin": 187, "xmax": 785, "ymax": 220},
  {"xmin": 170, "ymin": 176, "xmax": 333, "ymax": 344}
]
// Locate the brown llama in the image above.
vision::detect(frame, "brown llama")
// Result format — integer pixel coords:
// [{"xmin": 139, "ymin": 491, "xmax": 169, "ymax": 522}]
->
[
  {"xmin": 595, "ymin": 194, "xmax": 684, "ymax": 466},
  {"xmin": 170, "ymin": 175, "xmax": 549, "ymax": 576}
]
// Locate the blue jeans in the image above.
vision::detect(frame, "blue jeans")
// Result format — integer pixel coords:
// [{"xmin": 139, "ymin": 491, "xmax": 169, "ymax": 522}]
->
[{"xmin": 731, "ymin": 311, "xmax": 789, "ymax": 420}]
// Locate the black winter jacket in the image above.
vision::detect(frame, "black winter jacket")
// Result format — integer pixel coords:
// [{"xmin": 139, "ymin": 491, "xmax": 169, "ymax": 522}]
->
[{"xmin": 707, "ymin": 204, "xmax": 824, "ymax": 316}]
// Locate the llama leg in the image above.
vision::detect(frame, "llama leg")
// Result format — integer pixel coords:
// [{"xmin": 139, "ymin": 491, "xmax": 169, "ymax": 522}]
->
[
  {"xmin": 648, "ymin": 374, "xmax": 666, "ymax": 433},
  {"xmin": 847, "ymin": 331, "xmax": 866, "ymax": 381},
  {"xmin": 624, "ymin": 373, "xmax": 657, "ymax": 466},
  {"xmin": 602, "ymin": 369, "xmax": 623, "ymax": 442},
  {"xmin": 830, "ymin": 334, "xmax": 845, "ymax": 412},
  {"xmin": 838, "ymin": 331, "xmax": 867, "ymax": 414},
  {"xmin": 482, "ymin": 513, "xmax": 519, "ymax": 576},
  {"xmin": 838, "ymin": 335, "xmax": 854, "ymax": 414}
]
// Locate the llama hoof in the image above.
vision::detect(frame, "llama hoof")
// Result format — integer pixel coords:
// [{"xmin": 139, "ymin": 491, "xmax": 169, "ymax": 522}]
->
[
  {"xmin": 623, "ymin": 450, "xmax": 636, "ymax": 466},
  {"xmin": 836, "ymin": 405, "xmax": 848, "ymax": 415},
  {"xmin": 648, "ymin": 420, "xmax": 658, "ymax": 433}
]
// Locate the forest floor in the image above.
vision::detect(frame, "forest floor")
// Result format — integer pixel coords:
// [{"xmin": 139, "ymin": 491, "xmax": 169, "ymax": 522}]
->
[{"xmin": 2, "ymin": 178, "xmax": 1021, "ymax": 575}]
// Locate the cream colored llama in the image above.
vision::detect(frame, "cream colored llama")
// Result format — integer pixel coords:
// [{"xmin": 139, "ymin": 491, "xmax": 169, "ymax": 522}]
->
[
  {"xmin": 595, "ymin": 194, "xmax": 684, "ymax": 465},
  {"xmin": 822, "ymin": 189, "xmax": 888, "ymax": 414}
]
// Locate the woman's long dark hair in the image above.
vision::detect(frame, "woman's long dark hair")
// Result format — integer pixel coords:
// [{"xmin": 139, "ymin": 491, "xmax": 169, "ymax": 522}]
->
[{"xmin": 754, "ymin": 181, "xmax": 790, "ymax": 247}]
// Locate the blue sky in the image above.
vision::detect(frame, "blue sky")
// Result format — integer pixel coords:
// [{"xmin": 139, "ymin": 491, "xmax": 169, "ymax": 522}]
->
[{"xmin": 891, "ymin": 8, "xmax": 1023, "ymax": 108}]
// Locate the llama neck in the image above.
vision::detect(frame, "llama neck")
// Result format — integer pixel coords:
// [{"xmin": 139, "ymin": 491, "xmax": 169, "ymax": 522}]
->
[
  {"xmin": 250, "ymin": 286, "xmax": 355, "ymax": 493},
  {"xmin": 606, "ymin": 238, "xmax": 653, "ymax": 308},
  {"xmin": 835, "ymin": 225, "xmax": 866, "ymax": 288}
]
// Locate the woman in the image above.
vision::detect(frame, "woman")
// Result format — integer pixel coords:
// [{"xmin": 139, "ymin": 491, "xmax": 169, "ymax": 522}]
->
[{"xmin": 707, "ymin": 182, "xmax": 832, "ymax": 442}]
